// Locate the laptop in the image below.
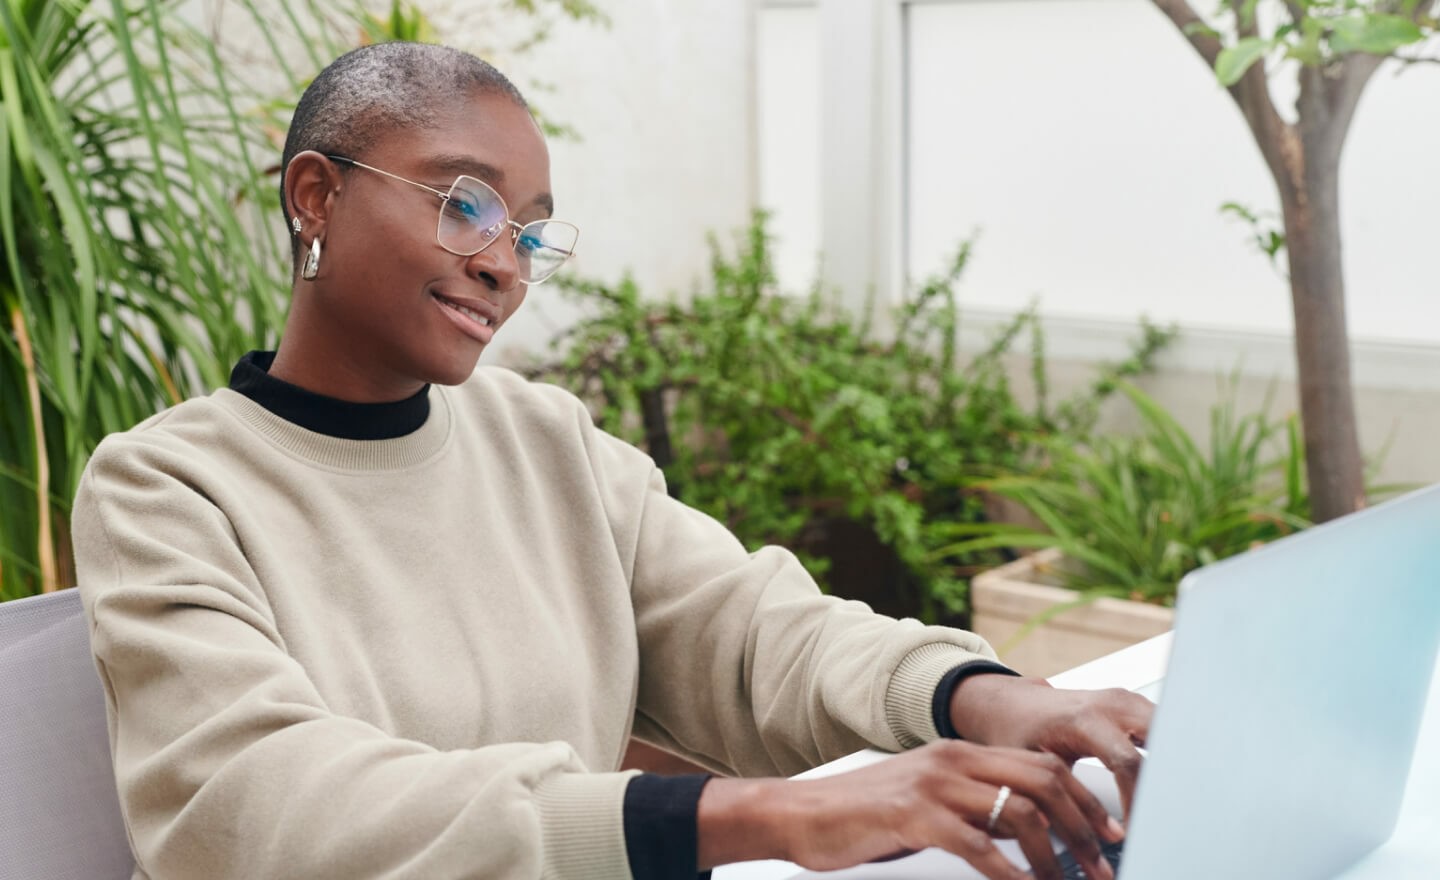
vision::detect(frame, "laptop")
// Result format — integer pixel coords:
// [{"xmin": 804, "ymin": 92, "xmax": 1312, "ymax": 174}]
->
[{"xmin": 715, "ymin": 482, "xmax": 1440, "ymax": 880}]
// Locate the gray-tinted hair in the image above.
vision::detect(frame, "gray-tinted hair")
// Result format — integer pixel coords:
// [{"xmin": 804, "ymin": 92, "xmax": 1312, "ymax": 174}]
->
[{"xmin": 280, "ymin": 42, "xmax": 528, "ymax": 243}]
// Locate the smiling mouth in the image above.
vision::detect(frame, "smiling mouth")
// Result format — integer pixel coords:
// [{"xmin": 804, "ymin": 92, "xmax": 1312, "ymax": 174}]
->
[{"xmin": 433, "ymin": 293, "xmax": 493, "ymax": 327}]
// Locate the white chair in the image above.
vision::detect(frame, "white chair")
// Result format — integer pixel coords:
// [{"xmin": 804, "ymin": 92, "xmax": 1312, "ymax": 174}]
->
[{"xmin": 0, "ymin": 588, "xmax": 134, "ymax": 879}]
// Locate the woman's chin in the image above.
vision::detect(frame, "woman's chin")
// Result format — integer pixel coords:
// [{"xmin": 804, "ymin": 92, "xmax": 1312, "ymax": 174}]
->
[{"xmin": 429, "ymin": 347, "xmax": 488, "ymax": 386}]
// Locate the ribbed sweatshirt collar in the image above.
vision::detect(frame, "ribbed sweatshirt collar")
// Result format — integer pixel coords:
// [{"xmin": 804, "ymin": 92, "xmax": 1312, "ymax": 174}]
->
[{"xmin": 219, "ymin": 350, "xmax": 449, "ymax": 471}]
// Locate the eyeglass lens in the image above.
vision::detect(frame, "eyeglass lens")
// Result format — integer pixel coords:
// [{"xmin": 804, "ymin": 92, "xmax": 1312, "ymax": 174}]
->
[{"xmin": 439, "ymin": 176, "xmax": 577, "ymax": 284}]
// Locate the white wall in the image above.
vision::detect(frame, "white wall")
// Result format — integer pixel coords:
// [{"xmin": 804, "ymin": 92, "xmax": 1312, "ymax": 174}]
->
[
  {"xmin": 474, "ymin": 1, "xmax": 756, "ymax": 364},
  {"xmin": 903, "ymin": 0, "xmax": 1440, "ymax": 345},
  {"xmin": 758, "ymin": 0, "xmax": 1440, "ymax": 346},
  {"xmin": 757, "ymin": 6, "xmax": 822, "ymax": 293}
]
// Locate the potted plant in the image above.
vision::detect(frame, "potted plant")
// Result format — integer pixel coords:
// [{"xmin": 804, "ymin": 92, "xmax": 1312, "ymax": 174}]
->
[{"xmin": 942, "ymin": 381, "xmax": 1312, "ymax": 677}]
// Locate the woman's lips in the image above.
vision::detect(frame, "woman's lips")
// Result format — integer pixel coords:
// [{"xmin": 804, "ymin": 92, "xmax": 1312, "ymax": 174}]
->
[{"xmin": 431, "ymin": 292, "xmax": 496, "ymax": 344}]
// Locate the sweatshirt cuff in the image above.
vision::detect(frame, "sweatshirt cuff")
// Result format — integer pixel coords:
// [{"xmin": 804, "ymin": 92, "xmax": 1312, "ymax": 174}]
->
[
  {"xmin": 623, "ymin": 773, "xmax": 713, "ymax": 880},
  {"xmin": 884, "ymin": 643, "xmax": 1014, "ymax": 749},
  {"xmin": 932, "ymin": 661, "xmax": 1022, "ymax": 739},
  {"xmin": 534, "ymin": 771, "xmax": 639, "ymax": 880}
]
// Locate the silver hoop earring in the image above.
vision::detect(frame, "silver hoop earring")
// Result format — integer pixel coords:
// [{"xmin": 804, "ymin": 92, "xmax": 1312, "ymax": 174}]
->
[
  {"xmin": 301, "ymin": 237, "xmax": 322, "ymax": 280},
  {"xmin": 291, "ymin": 217, "xmax": 302, "ymax": 235}
]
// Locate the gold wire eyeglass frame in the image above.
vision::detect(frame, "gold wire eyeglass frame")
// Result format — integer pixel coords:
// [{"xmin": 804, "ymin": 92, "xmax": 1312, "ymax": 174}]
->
[{"xmin": 325, "ymin": 154, "xmax": 578, "ymax": 285}]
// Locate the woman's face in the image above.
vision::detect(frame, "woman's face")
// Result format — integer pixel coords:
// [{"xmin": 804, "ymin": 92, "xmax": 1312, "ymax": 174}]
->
[{"xmin": 295, "ymin": 90, "xmax": 553, "ymax": 396}]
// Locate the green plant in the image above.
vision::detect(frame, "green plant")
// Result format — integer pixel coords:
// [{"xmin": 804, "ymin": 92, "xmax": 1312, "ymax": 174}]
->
[
  {"xmin": 1, "ymin": 0, "xmax": 344, "ymax": 601},
  {"xmin": 941, "ymin": 381, "xmax": 1312, "ymax": 606},
  {"xmin": 528, "ymin": 214, "xmax": 1175, "ymax": 622}
]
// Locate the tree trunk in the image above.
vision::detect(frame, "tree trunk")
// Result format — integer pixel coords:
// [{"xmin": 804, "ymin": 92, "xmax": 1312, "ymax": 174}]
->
[
  {"xmin": 1146, "ymin": 0, "xmax": 1376, "ymax": 523},
  {"xmin": 1279, "ymin": 157, "xmax": 1366, "ymax": 522}
]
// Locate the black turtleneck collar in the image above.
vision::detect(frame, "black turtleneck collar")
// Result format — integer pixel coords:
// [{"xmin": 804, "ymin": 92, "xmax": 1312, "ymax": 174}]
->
[{"xmin": 227, "ymin": 351, "xmax": 430, "ymax": 440}]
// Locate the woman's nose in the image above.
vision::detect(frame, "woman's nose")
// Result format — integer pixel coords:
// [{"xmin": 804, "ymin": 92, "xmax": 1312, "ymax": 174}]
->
[{"xmin": 466, "ymin": 235, "xmax": 521, "ymax": 292}]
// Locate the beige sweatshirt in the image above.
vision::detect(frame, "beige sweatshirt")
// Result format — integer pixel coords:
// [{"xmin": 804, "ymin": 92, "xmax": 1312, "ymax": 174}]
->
[{"xmin": 71, "ymin": 366, "xmax": 1001, "ymax": 879}]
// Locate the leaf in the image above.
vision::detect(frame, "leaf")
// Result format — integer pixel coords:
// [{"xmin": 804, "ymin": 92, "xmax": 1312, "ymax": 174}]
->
[
  {"xmin": 1182, "ymin": 21, "xmax": 1221, "ymax": 40},
  {"xmin": 1286, "ymin": 17, "xmax": 1326, "ymax": 66},
  {"xmin": 1328, "ymin": 14, "xmax": 1425, "ymax": 56},
  {"xmin": 1215, "ymin": 36, "xmax": 1269, "ymax": 86},
  {"xmin": 1239, "ymin": 0, "xmax": 1260, "ymax": 29},
  {"xmin": 1219, "ymin": 201, "xmax": 1258, "ymax": 224}
]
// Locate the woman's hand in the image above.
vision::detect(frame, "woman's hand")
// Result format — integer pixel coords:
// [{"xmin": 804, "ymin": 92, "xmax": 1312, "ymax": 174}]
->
[
  {"xmin": 697, "ymin": 738, "xmax": 1124, "ymax": 880},
  {"xmin": 949, "ymin": 674, "xmax": 1153, "ymax": 820}
]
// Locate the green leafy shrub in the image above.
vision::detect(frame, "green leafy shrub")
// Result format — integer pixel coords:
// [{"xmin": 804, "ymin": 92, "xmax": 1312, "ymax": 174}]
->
[{"xmin": 528, "ymin": 215, "xmax": 1175, "ymax": 622}]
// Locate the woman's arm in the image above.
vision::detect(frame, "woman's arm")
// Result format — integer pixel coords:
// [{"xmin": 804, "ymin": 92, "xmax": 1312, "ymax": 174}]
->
[
  {"xmin": 576, "ymin": 404, "xmax": 1151, "ymax": 880},
  {"xmin": 584, "ymin": 423, "xmax": 1001, "ymax": 775}
]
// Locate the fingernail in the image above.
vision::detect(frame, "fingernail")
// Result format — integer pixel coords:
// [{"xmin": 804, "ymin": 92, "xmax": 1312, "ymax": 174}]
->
[{"xmin": 1106, "ymin": 816, "xmax": 1125, "ymax": 841}]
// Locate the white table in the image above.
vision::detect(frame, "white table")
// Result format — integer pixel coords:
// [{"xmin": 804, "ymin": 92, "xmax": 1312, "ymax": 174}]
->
[{"xmin": 715, "ymin": 634, "xmax": 1440, "ymax": 879}]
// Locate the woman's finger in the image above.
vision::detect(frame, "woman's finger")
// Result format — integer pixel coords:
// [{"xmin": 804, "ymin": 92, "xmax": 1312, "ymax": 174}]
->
[
  {"xmin": 995, "ymin": 791, "xmax": 1066, "ymax": 880},
  {"xmin": 976, "ymin": 749, "xmax": 1113, "ymax": 880},
  {"xmin": 1009, "ymin": 746, "xmax": 1120, "ymax": 839},
  {"xmin": 961, "ymin": 748, "xmax": 1117, "ymax": 880},
  {"xmin": 1071, "ymin": 695, "xmax": 1149, "ymax": 822},
  {"xmin": 931, "ymin": 814, "xmax": 1028, "ymax": 880}
]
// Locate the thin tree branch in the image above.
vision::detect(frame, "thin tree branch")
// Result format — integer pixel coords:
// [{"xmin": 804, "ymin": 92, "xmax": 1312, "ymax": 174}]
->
[
  {"xmin": 1150, "ymin": 0, "xmax": 1222, "ymax": 69},
  {"xmin": 1324, "ymin": 0, "xmax": 1440, "ymax": 159},
  {"xmin": 1150, "ymin": 0, "xmax": 1296, "ymax": 188},
  {"xmin": 1230, "ymin": 0, "xmax": 1259, "ymax": 39},
  {"xmin": 1328, "ymin": 52, "xmax": 1386, "ymax": 149}
]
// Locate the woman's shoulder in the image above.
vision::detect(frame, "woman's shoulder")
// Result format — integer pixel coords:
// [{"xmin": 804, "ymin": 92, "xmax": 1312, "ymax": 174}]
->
[
  {"xmin": 448, "ymin": 367, "xmax": 655, "ymax": 477},
  {"xmin": 453, "ymin": 365, "xmax": 595, "ymax": 427},
  {"xmin": 85, "ymin": 393, "xmax": 248, "ymax": 476}
]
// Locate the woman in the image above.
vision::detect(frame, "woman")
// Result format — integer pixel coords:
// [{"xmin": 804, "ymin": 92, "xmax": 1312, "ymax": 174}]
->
[{"xmin": 72, "ymin": 42, "xmax": 1151, "ymax": 880}]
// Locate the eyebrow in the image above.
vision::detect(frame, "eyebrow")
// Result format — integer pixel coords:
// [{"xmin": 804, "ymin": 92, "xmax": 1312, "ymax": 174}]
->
[{"xmin": 423, "ymin": 153, "xmax": 555, "ymax": 216}]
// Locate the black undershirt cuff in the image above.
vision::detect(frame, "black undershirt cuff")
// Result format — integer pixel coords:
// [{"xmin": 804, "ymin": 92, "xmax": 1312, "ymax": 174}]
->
[
  {"xmin": 623, "ymin": 773, "xmax": 713, "ymax": 880},
  {"xmin": 227, "ymin": 350, "xmax": 430, "ymax": 440},
  {"xmin": 933, "ymin": 661, "xmax": 1022, "ymax": 740}
]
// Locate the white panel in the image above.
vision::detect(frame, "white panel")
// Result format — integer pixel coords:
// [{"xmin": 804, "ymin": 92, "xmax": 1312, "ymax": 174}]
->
[
  {"xmin": 1342, "ymin": 57, "xmax": 1440, "ymax": 342},
  {"xmin": 479, "ymin": 1, "xmax": 753, "ymax": 363},
  {"xmin": 757, "ymin": 6, "xmax": 823, "ymax": 293},
  {"xmin": 905, "ymin": 0, "xmax": 1440, "ymax": 344}
]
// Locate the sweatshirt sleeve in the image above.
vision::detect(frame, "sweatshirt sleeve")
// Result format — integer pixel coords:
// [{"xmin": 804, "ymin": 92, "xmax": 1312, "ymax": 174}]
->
[
  {"xmin": 579, "ymin": 424, "xmax": 1006, "ymax": 779},
  {"xmin": 72, "ymin": 437, "xmax": 637, "ymax": 880}
]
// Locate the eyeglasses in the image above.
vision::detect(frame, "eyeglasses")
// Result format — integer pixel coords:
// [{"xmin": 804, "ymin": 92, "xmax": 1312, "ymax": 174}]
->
[{"xmin": 326, "ymin": 155, "xmax": 578, "ymax": 285}]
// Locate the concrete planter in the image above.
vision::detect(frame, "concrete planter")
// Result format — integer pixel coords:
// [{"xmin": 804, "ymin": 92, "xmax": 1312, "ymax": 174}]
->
[{"xmin": 971, "ymin": 548, "xmax": 1174, "ymax": 678}]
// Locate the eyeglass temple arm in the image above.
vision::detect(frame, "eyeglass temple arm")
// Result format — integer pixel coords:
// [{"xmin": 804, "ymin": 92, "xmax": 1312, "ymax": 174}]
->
[{"xmin": 326, "ymin": 155, "xmax": 450, "ymax": 201}]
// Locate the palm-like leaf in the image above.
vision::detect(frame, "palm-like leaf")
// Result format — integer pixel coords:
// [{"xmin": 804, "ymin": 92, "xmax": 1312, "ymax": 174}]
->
[
  {"xmin": 958, "ymin": 381, "xmax": 1316, "ymax": 605},
  {"xmin": 0, "ymin": 0, "xmax": 365, "ymax": 599}
]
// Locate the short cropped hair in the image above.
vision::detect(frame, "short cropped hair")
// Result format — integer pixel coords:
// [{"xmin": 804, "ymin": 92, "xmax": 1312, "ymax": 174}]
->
[{"xmin": 279, "ymin": 42, "xmax": 528, "ymax": 257}]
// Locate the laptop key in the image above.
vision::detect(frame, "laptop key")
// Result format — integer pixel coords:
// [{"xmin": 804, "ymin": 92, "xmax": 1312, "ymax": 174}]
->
[{"xmin": 1044, "ymin": 839, "xmax": 1125, "ymax": 879}]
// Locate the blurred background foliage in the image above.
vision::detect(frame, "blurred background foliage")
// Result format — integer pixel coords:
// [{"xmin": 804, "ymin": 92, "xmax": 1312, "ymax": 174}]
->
[{"xmin": 527, "ymin": 215, "xmax": 1176, "ymax": 624}]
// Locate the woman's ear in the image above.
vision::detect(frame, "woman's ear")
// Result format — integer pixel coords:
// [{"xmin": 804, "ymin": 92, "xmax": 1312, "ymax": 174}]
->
[{"xmin": 284, "ymin": 151, "xmax": 345, "ymax": 239}]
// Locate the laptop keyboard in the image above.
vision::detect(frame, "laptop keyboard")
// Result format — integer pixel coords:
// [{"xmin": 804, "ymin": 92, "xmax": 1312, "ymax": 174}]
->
[{"xmin": 1046, "ymin": 839, "xmax": 1125, "ymax": 879}]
